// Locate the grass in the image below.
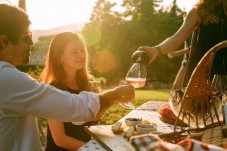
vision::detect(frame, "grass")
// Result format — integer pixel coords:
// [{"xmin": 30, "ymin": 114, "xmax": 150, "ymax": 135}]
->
[
  {"xmin": 98, "ymin": 88, "xmax": 170, "ymax": 124},
  {"xmin": 38, "ymin": 88, "xmax": 170, "ymax": 128},
  {"xmin": 38, "ymin": 88, "xmax": 170, "ymax": 148},
  {"xmin": 25, "ymin": 67, "xmax": 171, "ymax": 147},
  {"xmin": 25, "ymin": 67, "xmax": 171, "ymax": 129}
]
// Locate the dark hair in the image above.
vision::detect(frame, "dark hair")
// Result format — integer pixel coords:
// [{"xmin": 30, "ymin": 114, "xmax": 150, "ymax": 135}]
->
[
  {"xmin": 0, "ymin": 4, "xmax": 31, "ymax": 44},
  {"xmin": 195, "ymin": 0, "xmax": 227, "ymax": 25}
]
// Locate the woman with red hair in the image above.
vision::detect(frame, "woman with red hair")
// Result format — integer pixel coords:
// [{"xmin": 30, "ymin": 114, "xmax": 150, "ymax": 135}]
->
[{"xmin": 41, "ymin": 31, "xmax": 100, "ymax": 150}]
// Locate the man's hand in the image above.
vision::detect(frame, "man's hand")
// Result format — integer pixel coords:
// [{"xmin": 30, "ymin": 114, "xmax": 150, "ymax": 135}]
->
[
  {"xmin": 98, "ymin": 85, "xmax": 135, "ymax": 115},
  {"xmin": 111, "ymin": 84, "xmax": 135, "ymax": 104}
]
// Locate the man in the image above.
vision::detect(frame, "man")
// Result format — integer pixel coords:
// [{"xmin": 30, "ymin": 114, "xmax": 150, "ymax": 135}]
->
[{"xmin": 0, "ymin": 4, "xmax": 134, "ymax": 151}]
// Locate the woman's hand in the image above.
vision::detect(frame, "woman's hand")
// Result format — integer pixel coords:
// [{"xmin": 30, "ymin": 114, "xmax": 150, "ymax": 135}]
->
[{"xmin": 138, "ymin": 46, "xmax": 160, "ymax": 64}]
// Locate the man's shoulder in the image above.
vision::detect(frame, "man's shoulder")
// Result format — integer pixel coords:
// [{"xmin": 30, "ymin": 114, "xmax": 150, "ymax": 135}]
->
[
  {"xmin": 0, "ymin": 61, "xmax": 17, "ymax": 75},
  {"xmin": 0, "ymin": 61, "xmax": 28, "ymax": 83},
  {"xmin": 0, "ymin": 61, "xmax": 13, "ymax": 67}
]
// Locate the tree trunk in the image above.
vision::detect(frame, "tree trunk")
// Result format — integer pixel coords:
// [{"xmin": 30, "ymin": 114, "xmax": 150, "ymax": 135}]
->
[{"xmin": 18, "ymin": 0, "xmax": 26, "ymax": 12}]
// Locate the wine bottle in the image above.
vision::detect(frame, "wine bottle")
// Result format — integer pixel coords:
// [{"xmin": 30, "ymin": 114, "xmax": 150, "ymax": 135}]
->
[{"xmin": 132, "ymin": 50, "xmax": 150, "ymax": 65}]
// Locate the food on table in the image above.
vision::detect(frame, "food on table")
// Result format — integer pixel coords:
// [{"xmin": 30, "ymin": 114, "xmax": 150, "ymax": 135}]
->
[
  {"xmin": 111, "ymin": 121, "xmax": 124, "ymax": 133},
  {"xmin": 136, "ymin": 124, "xmax": 157, "ymax": 134},
  {"xmin": 125, "ymin": 118, "xmax": 142, "ymax": 127},
  {"xmin": 123, "ymin": 127, "xmax": 134, "ymax": 139}
]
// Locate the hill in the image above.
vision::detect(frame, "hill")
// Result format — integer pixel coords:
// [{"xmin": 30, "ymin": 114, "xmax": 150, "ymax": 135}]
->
[
  {"xmin": 32, "ymin": 22, "xmax": 85, "ymax": 42},
  {"xmin": 29, "ymin": 22, "xmax": 85, "ymax": 65}
]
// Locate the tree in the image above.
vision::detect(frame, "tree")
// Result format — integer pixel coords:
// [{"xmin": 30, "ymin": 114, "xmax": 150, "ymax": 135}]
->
[
  {"xmin": 83, "ymin": 0, "xmax": 125, "ymax": 83},
  {"xmin": 81, "ymin": 0, "xmax": 184, "ymax": 84},
  {"xmin": 18, "ymin": 0, "xmax": 26, "ymax": 11},
  {"xmin": 122, "ymin": 0, "xmax": 163, "ymax": 22},
  {"xmin": 169, "ymin": 0, "xmax": 183, "ymax": 16}
]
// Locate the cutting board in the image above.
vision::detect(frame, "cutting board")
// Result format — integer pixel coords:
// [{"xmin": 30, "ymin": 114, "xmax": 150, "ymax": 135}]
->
[{"xmin": 84, "ymin": 125, "xmax": 135, "ymax": 151}]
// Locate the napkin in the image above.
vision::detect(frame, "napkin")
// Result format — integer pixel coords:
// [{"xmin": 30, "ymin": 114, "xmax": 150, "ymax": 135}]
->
[
  {"xmin": 130, "ymin": 134, "xmax": 184, "ymax": 151},
  {"xmin": 130, "ymin": 134, "xmax": 226, "ymax": 151}
]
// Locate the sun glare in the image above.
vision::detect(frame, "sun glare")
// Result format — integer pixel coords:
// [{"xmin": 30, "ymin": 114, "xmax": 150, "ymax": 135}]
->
[
  {"xmin": 25, "ymin": 0, "xmax": 96, "ymax": 30},
  {"xmin": 6, "ymin": 0, "xmax": 198, "ymax": 30},
  {"xmin": 161, "ymin": 0, "xmax": 197, "ymax": 12}
]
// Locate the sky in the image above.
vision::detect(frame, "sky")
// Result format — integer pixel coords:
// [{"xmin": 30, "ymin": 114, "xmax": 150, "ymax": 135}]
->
[{"xmin": 7, "ymin": 0, "xmax": 197, "ymax": 30}]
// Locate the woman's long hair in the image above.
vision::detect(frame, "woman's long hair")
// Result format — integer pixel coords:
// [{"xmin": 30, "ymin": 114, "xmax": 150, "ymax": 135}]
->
[
  {"xmin": 195, "ymin": 0, "xmax": 227, "ymax": 25},
  {"xmin": 41, "ymin": 31, "xmax": 93, "ymax": 91}
]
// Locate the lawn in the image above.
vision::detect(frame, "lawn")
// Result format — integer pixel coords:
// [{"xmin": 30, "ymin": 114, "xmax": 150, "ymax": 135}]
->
[
  {"xmin": 24, "ymin": 67, "xmax": 171, "ymax": 147},
  {"xmin": 99, "ymin": 88, "xmax": 170, "ymax": 124},
  {"xmin": 38, "ymin": 88, "xmax": 171, "ymax": 147},
  {"xmin": 38, "ymin": 88, "xmax": 170, "ymax": 127}
]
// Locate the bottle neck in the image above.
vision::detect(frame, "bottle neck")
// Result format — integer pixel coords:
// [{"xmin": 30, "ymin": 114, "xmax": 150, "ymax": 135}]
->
[{"xmin": 132, "ymin": 50, "xmax": 149, "ymax": 65}]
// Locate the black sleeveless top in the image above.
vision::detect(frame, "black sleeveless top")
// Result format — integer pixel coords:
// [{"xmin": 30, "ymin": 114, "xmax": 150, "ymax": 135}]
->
[
  {"xmin": 183, "ymin": 8, "xmax": 227, "ymax": 86},
  {"xmin": 45, "ymin": 87, "xmax": 97, "ymax": 151}
]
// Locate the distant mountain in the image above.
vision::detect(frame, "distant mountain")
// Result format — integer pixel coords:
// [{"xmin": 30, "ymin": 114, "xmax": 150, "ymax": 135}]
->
[{"xmin": 32, "ymin": 22, "xmax": 85, "ymax": 42}]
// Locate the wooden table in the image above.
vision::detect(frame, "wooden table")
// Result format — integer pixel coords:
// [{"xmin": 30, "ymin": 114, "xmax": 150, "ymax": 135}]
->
[{"xmin": 79, "ymin": 101, "xmax": 175, "ymax": 151}]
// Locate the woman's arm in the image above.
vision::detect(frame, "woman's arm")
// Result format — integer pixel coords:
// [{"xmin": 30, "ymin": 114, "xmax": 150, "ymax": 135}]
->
[
  {"xmin": 48, "ymin": 120, "xmax": 85, "ymax": 150},
  {"xmin": 167, "ymin": 46, "xmax": 190, "ymax": 59},
  {"xmin": 139, "ymin": 8, "xmax": 200, "ymax": 64}
]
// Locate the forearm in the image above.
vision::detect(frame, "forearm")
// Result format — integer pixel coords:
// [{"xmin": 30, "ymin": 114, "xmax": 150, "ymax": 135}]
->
[
  {"xmin": 155, "ymin": 36, "xmax": 186, "ymax": 55},
  {"xmin": 98, "ymin": 85, "xmax": 134, "ymax": 115},
  {"xmin": 54, "ymin": 135, "xmax": 85, "ymax": 150},
  {"xmin": 155, "ymin": 9, "xmax": 199, "ymax": 55},
  {"xmin": 48, "ymin": 120, "xmax": 86, "ymax": 150},
  {"xmin": 167, "ymin": 47, "xmax": 190, "ymax": 58},
  {"xmin": 139, "ymin": 36, "xmax": 187, "ymax": 64},
  {"xmin": 98, "ymin": 89, "xmax": 117, "ymax": 116},
  {"xmin": 139, "ymin": 8, "xmax": 199, "ymax": 64}
]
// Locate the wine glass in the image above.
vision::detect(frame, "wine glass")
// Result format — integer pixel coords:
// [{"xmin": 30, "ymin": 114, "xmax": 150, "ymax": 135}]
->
[{"xmin": 119, "ymin": 63, "xmax": 147, "ymax": 109}]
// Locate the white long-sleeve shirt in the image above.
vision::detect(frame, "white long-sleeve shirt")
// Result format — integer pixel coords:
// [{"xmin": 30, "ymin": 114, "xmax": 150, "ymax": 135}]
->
[{"xmin": 0, "ymin": 61, "xmax": 100, "ymax": 151}]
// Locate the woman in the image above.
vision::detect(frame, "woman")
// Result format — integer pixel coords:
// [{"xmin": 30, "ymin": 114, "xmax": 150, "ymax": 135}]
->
[
  {"xmin": 41, "ymin": 31, "xmax": 100, "ymax": 150},
  {"xmin": 139, "ymin": 0, "xmax": 227, "ymax": 86}
]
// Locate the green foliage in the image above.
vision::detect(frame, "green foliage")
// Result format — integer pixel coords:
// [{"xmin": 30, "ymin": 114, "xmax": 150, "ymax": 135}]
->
[
  {"xmin": 33, "ymin": 0, "xmax": 186, "ymax": 85},
  {"xmin": 82, "ymin": 0, "xmax": 185, "ymax": 84},
  {"xmin": 96, "ymin": 77, "xmax": 107, "ymax": 85},
  {"xmin": 23, "ymin": 66, "xmax": 169, "ymax": 130},
  {"xmin": 33, "ymin": 35, "xmax": 55, "ymax": 52},
  {"xmin": 17, "ymin": 65, "xmax": 44, "ymax": 81},
  {"xmin": 38, "ymin": 118, "xmax": 47, "ymax": 127},
  {"xmin": 135, "ymin": 89, "xmax": 170, "ymax": 102}
]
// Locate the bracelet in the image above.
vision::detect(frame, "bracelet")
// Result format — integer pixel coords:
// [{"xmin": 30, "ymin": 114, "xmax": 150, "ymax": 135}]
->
[{"xmin": 154, "ymin": 46, "xmax": 162, "ymax": 56}]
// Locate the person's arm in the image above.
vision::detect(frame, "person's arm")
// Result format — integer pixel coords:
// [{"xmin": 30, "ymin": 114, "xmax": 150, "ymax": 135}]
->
[
  {"xmin": 138, "ymin": 8, "xmax": 200, "ymax": 64},
  {"xmin": 98, "ymin": 84, "xmax": 134, "ymax": 116},
  {"xmin": 48, "ymin": 120, "xmax": 85, "ymax": 150},
  {"xmin": 167, "ymin": 46, "xmax": 190, "ymax": 59},
  {"xmin": 47, "ymin": 84, "xmax": 135, "ymax": 150},
  {"xmin": 0, "ymin": 63, "xmax": 134, "ymax": 123}
]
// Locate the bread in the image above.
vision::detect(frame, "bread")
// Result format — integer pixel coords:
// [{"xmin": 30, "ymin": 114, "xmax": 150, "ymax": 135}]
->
[
  {"xmin": 111, "ymin": 122, "xmax": 123, "ymax": 133},
  {"xmin": 123, "ymin": 127, "xmax": 134, "ymax": 139}
]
